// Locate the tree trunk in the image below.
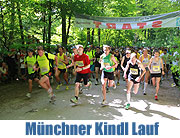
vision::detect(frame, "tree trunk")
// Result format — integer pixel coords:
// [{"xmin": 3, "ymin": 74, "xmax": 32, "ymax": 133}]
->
[
  {"xmin": 91, "ymin": 29, "xmax": 94, "ymax": 45},
  {"xmin": 17, "ymin": 2, "xmax": 24, "ymax": 45},
  {"xmin": 47, "ymin": 1, "xmax": 52, "ymax": 44},
  {"xmin": 87, "ymin": 28, "xmax": 90, "ymax": 45},
  {"xmin": 9, "ymin": 0, "xmax": 15, "ymax": 46},
  {"xmin": 66, "ymin": 14, "xmax": 71, "ymax": 45},
  {"xmin": 42, "ymin": 12, "xmax": 46, "ymax": 44},
  {"xmin": 98, "ymin": 29, "xmax": 100, "ymax": 46},
  {"xmin": 61, "ymin": 8, "xmax": 66, "ymax": 47}
]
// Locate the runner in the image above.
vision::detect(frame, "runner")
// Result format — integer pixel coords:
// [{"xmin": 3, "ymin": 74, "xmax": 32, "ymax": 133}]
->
[
  {"xmin": 70, "ymin": 45, "xmax": 92, "ymax": 104},
  {"xmin": 148, "ymin": 49, "xmax": 165, "ymax": 100},
  {"xmin": 94, "ymin": 46, "xmax": 103, "ymax": 85},
  {"xmin": 55, "ymin": 46, "xmax": 69, "ymax": 90},
  {"xmin": 114, "ymin": 49, "xmax": 122, "ymax": 86},
  {"xmin": 139, "ymin": 48, "xmax": 151, "ymax": 95},
  {"xmin": 100, "ymin": 45, "xmax": 118, "ymax": 105},
  {"xmin": 25, "ymin": 49, "xmax": 39, "ymax": 98},
  {"xmin": 124, "ymin": 53, "xmax": 146, "ymax": 110},
  {"xmin": 161, "ymin": 49, "xmax": 169, "ymax": 79},
  {"xmin": 33, "ymin": 46, "xmax": 57, "ymax": 103},
  {"xmin": 66, "ymin": 46, "xmax": 78, "ymax": 76},
  {"xmin": 121, "ymin": 49, "xmax": 131, "ymax": 84},
  {"xmin": 86, "ymin": 45, "xmax": 95, "ymax": 81}
]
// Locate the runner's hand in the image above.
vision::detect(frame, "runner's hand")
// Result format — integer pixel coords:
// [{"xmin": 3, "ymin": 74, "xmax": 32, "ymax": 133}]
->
[
  {"xmin": 105, "ymin": 66, "xmax": 111, "ymax": 70},
  {"xmin": 135, "ymin": 77, "xmax": 141, "ymax": 82},
  {"xmin": 162, "ymin": 71, "xmax": 165, "ymax": 76},
  {"xmin": 76, "ymin": 67, "xmax": 82, "ymax": 72}
]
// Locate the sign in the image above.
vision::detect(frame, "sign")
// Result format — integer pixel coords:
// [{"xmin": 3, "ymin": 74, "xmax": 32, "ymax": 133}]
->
[{"xmin": 75, "ymin": 11, "xmax": 180, "ymax": 30}]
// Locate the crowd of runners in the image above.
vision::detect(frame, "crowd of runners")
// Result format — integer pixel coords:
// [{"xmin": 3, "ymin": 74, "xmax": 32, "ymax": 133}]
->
[{"xmin": 0, "ymin": 44, "xmax": 179, "ymax": 109}]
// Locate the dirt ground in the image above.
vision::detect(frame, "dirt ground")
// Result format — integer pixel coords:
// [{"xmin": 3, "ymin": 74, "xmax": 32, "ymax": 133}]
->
[{"xmin": 0, "ymin": 74, "xmax": 180, "ymax": 120}]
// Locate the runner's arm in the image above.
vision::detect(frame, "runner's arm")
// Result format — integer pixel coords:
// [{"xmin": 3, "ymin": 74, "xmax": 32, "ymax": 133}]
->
[
  {"xmin": 121, "ymin": 56, "xmax": 125, "ymax": 71},
  {"xmin": 67, "ymin": 55, "xmax": 74, "ymax": 68},
  {"xmin": 161, "ymin": 58, "xmax": 165, "ymax": 75},
  {"xmin": 148, "ymin": 58, "xmax": 153, "ymax": 73},
  {"xmin": 111, "ymin": 55, "xmax": 118, "ymax": 69},
  {"xmin": 123, "ymin": 62, "xmax": 129, "ymax": 78},
  {"xmin": 139, "ymin": 63, "xmax": 146, "ymax": 79}
]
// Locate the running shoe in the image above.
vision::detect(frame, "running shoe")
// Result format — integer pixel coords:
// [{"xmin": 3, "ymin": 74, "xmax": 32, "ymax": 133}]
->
[
  {"xmin": 79, "ymin": 89, "xmax": 83, "ymax": 94},
  {"xmin": 113, "ymin": 81, "xmax": 116, "ymax": 89},
  {"xmin": 95, "ymin": 80, "xmax": 98, "ymax": 85},
  {"xmin": 26, "ymin": 93, "xmax": 31, "ymax": 98},
  {"xmin": 125, "ymin": 103, "xmax": 130, "ymax": 110},
  {"xmin": 65, "ymin": 86, "xmax": 69, "ymax": 90},
  {"xmin": 143, "ymin": 92, "xmax": 147, "ymax": 95},
  {"xmin": 49, "ymin": 94, "xmax": 56, "ymax": 103},
  {"xmin": 101, "ymin": 100, "xmax": 108, "ymax": 105},
  {"xmin": 171, "ymin": 83, "xmax": 176, "ymax": 87},
  {"xmin": 56, "ymin": 83, "xmax": 62, "ymax": 90},
  {"xmin": 106, "ymin": 87, "xmax": 110, "ymax": 93},
  {"xmin": 155, "ymin": 95, "xmax": 158, "ymax": 100},
  {"xmin": 88, "ymin": 81, "xmax": 92, "ymax": 90},
  {"xmin": 117, "ymin": 82, "xmax": 120, "ymax": 86},
  {"xmin": 70, "ymin": 97, "xmax": 78, "ymax": 104}
]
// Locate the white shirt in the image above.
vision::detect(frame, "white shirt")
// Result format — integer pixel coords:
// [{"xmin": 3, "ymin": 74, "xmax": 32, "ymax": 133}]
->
[{"xmin": 172, "ymin": 51, "xmax": 179, "ymax": 65}]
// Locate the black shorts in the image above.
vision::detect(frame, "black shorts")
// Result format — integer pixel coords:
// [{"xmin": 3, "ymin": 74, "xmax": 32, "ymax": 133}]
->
[
  {"xmin": 75, "ymin": 73, "xmax": 89, "ymax": 85},
  {"xmin": 104, "ymin": 71, "xmax": 114, "ymax": 80},
  {"xmin": 130, "ymin": 78, "xmax": 140, "ymax": 84},
  {"xmin": 28, "ymin": 72, "xmax": 37, "ymax": 80},
  {"xmin": 151, "ymin": 73, "xmax": 161, "ymax": 78},
  {"xmin": 115, "ymin": 65, "xmax": 121, "ymax": 71},
  {"xmin": 95, "ymin": 62, "xmax": 101, "ymax": 68},
  {"xmin": 58, "ymin": 68, "xmax": 67, "ymax": 73},
  {"xmin": 42, "ymin": 72, "xmax": 51, "ymax": 78},
  {"xmin": 166, "ymin": 64, "xmax": 170, "ymax": 70},
  {"xmin": 128, "ymin": 75, "xmax": 140, "ymax": 84},
  {"xmin": 21, "ymin": 68, "xmax": 26, "ymax": 75}
]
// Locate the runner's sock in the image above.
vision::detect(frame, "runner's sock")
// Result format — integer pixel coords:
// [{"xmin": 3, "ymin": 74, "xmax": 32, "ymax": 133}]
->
[
  {"xmin": 144, "ymin": 82, "xmax": 148, "ymax": 93},
  {"xmin": 127, "ymin": 93, "xmax": 131, "ymax": 103}
]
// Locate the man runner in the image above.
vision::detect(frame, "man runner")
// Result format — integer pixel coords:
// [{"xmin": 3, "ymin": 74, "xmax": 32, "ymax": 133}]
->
[{"xmin": 70, "ymin": 45, "xmax": 92, "ymax": 104}]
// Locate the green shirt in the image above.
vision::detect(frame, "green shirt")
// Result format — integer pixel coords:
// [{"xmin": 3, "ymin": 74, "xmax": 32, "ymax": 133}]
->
[
  {"xmin": 25, "ymin": 55, "xmax": 36, "ymax": 74},
  {"xmin": 37, "ymin": 53, "xmax": 55, "ymax": 75},
  {"xmin": 86, "ymin": 50, "xmax": 94, "ymax": 65},
  {"xmin": 103, "ymin": 53, "xmax": 114, "ymax": 72}
]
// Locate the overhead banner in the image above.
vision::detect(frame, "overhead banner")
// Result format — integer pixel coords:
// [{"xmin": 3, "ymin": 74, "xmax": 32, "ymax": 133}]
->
[{"xmin": 75, "ymin": 11, "xmax": 180, "ymax": 30}]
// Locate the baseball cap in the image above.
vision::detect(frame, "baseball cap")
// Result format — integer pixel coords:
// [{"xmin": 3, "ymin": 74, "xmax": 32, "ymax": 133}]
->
[
  {"xmin": 130, "ymin": 53, "xmax": 136, "ymax": 59},
  {"xmin": 126, "ymin": 50, "xmax": 131, "ymax": 54},
  {"xmin": 75, "ymin": 44, "xmax": 83, "ymax": 49}
]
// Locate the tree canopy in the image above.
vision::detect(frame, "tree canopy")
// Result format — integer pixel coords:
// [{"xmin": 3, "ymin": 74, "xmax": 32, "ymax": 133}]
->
[{"xmin": 0, "ymin": 0, "xmax": 180, "ymax": 51}]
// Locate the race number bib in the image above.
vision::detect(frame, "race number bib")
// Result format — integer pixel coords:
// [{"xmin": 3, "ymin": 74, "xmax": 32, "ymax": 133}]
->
[
  {"xmin": 76, "ymin": 61, "xmax": 84, "ymax": 67},
  {"xmin": 28, "ymin": 64, "xmax": 33, "ymax": 68},
  {"xmin": 153, "ymin": 66, "xmax": 160, "ymax": 72},
  {"xmin": 41, "ymin": 67, "xmax": 48, "ymax": 73},
  {"xmin": 130, "ymin": 68, "xmax": 138, "ymax": 75},
  {"xmin": 104, "ymin": 63, "xmax": 110, "ymax": 67},
  {"xmin": 142, "ymin": 59, "xmax": 149, "ymax": 67},
  {"xmin": 58, "ymin": 62, "xmax": 63, "ymax": 66}
]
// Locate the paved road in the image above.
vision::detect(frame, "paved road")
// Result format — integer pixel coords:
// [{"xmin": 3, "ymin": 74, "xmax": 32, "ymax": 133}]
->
[{"xmin": 0, "ymin": 75, "xmax": 180, "ymax": 120}]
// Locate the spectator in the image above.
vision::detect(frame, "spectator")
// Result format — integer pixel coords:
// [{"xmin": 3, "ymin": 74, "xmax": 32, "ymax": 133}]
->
[{"xmin": 0, "ymin": 62, "xmax": 8, "ymax": 83}]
